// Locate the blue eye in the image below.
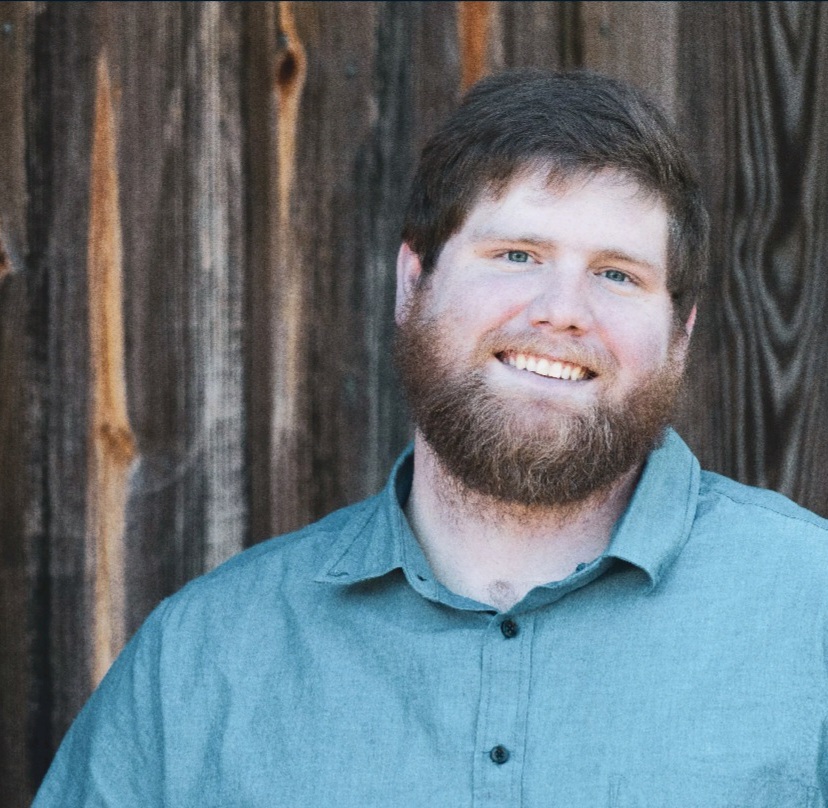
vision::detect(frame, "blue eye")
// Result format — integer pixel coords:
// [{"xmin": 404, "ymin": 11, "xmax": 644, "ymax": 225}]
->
[
  {"xmin": 506, "ymin": 250, "xmax": 530, "ymax": 263},
  {"xmin": 601, "ymin": 268, "xmax": 631, "ymax": 283}
]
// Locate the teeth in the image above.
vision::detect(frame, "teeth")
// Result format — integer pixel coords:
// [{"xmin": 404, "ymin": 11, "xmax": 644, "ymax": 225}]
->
[{"xmin": 503, "ymin": 352, "xmax": 588, "ymax": 381}]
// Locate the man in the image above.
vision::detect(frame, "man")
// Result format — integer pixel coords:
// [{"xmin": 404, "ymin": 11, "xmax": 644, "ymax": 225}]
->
[{"xmin": 36, "ymin": 70, "xmax": 828, "ymax": 806}]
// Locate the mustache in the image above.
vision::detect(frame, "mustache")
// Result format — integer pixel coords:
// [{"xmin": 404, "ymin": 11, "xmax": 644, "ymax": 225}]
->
[{"xmin": 477, "ymin": 331, "xmax": 617, "ymax": 376}]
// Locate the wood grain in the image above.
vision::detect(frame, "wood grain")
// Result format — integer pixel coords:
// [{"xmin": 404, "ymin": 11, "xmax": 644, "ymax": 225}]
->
[
  {"xmin": 86, "ymin": 51, "xmax": 135, "ymax": 687},
  {"xmin": 115, "ymin": 1, "xmax": 249, "ymax": 629},
  {"xmin": 497, "ymin": 1, "xmax": 580, "ymax": 71},
  {"xmin": 18, "ymin": 3, "xmax": 99, "ymax": 793},
  {"xmin": 0, "ymin": 5, "xmax": 34, "ymax": 803},
  {"xmin": 458, "ymin": 1, "xmax": 494, "ymax": 89},
  {"xmin": 268, "ymin": 0, "xmax": 309, "ymax": 534},
  {"xmin": 246, "ymin": 0, "xmax": 311, "ymax": 539},
  {"xmin": 675, "ymin": 2, "xmax": 828, "ymax": 516},
  {"xmin": 581, "ymin": 1, "xmax": 679, "ymax": 119}
]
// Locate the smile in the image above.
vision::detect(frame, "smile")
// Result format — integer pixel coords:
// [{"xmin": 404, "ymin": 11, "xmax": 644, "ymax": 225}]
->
[{"xmin": 497, "ymin": 351, "xmax": 593, "ymax": 381}]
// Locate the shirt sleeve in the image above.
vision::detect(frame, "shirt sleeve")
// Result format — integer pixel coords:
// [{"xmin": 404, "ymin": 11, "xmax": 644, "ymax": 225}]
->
[{"xmin": 32, "ymin": 600, "xmax": 171, "ymax": 807}]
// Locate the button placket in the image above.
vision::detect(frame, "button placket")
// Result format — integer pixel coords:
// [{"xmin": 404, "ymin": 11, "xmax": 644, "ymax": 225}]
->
[{"xmin": 472, "ymin": 613, "xmax": 534, "ymax": 807}]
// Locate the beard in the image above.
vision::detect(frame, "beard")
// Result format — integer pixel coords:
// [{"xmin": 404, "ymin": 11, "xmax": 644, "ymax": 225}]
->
[{"xmin": 394, "ymin": 291, "xmax": 686, "ymax": 509}]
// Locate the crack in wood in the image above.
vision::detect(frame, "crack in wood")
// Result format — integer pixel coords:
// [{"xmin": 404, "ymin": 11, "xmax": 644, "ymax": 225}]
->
[
  {"xmin": 458, "ymin": 0, "xmax": 493, "ymax": 91},
  {"xmin": 87, "ymin": 50, "xmax": 136, "ymax": 688}
]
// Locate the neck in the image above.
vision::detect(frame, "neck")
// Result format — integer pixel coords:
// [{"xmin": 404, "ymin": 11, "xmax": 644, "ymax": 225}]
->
[{"xmin": 404, "ymin": 433, "xmax": 642, "ymax": 611}]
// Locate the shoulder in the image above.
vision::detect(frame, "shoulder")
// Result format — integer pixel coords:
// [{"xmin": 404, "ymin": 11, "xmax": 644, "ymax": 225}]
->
[
  {"xmin": 155, "ymin": 495, "xmax": 381, "ymax": 632},
  {"xmin": 699, "ymin": 470, "xmax": 828, "ymax": 531},
  {"xmin": 692, "ymin": 469, "xmax": 828, "ymax": 563}
]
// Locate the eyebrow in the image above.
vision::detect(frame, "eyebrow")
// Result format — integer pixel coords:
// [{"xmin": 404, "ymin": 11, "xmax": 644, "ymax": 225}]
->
[
  {"xmin": 592, "ymin": 249, "xmax": 664, "ymax": 275},
  {"xmin": 472, "ymin": 230, "xmax": 664, "ymax": 274}
]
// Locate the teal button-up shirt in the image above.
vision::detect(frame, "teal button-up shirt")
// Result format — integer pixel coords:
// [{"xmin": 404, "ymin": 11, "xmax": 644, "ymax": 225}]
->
[{"xmin": 35, "ymin": 430, "xmax": 828, "ymax": 806}]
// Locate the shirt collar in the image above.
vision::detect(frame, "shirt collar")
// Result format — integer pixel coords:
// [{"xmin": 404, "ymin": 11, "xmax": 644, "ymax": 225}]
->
[
  {"xmin": 314, "ymin": 446, "xmax": 419, "ymax": 585},
  {"xmin": 603, "ymin": 427, "xmax": 700, "ymax": 587},
  {"xmin": 316, "ymin": 428, "xmax": 700, "ymax": 592}
]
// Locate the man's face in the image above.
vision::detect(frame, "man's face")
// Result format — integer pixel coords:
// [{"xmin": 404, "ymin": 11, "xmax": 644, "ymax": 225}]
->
[{"xmin": 394, "ymin": 170, "xmax": 694, "ymax": 507}]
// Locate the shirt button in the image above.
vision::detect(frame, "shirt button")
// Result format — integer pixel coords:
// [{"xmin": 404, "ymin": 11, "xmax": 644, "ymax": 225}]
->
[
  {"xmin": 489, "ymin": 745, "xmax": 510, "ymax": 765},
  {"xmin": 500, "ymin": 619, "xmax": 519, "ymax": 639}
]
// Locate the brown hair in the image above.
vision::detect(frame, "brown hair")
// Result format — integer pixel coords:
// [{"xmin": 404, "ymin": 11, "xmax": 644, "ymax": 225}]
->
[{"xmin": 401, "ymin": 69, "xmax": 709, "ymax": 322}]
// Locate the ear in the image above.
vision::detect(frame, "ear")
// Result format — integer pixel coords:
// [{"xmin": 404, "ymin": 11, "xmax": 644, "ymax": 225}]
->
[
  {"xmin": 684, "ymin": 304, "xmax": 697, "ymax": 338},
  {"xmin": 395, "ymin": 243, "xmax": 424, "ymax": 324}
]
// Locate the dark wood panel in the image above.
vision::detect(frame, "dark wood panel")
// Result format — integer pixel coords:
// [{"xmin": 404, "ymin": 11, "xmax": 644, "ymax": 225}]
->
[
  {"xmin": 675, "ymin": 2, "xmax": 828, "ymax": 516},
  {"xmin": 498, "ymin": 0, "xmax": 580, "ymax": 71},
  {"xmin": 22, "ymin": 1, "xmax": 97, "ymax": 788},
  {"xmin": 246, "ymin": 1, "xmax": 461, "ymax": 542},
  {"xmin": 581, "ymin": 0, "xmax": 680, "ymax": 119},
  {"xmin": 116, "ymin": 1, "xmax": 249, "ymax": 629},
  {"xmin": 302, "ymin": 0, "xmax": 462, "ymax": 519},
  {"xmin": 245, "ymin": 0, "xmax": 313, "ymax": 540},
  {"xmin": 0, "ymin": 5, "xmax": 34, "ymax": 803}
]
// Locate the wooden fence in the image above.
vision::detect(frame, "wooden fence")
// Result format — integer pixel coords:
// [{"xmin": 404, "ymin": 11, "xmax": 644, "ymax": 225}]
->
[{"xmin": 1, "ymin": 2, "xmax": 827, "ymax": 804}]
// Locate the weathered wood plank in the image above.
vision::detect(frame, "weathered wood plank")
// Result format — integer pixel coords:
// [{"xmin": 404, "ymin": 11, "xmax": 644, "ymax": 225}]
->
[
  {"xmin": 245, "ymin": 0, "xmax": 311, "ymax": 539},
  {"xmin": 458, "ymin": 1, "xmax": 494, "ymax": 89},
  {"xmin": 246, "ymin": 1, "xmax": 462, "ymax": 540},
  {"xmin": 116, "ymin": 1, "xmax": 248, "ymax": 631},
  {"xmin": 0, "ymin": 4, "xmax": 35, "ymax": 804},
  {"xmin": 302, "ymin": 0, "xmax": 466, "ymax": 517},
  {"xmin": 674, "ymin": 2, "xmax": 828, "ymax": 517},
  {"xmin": 23, "ymin": 0, "xmax": 97, "ymax": 782},
  {"xmin": 354, "ymin": 0, "xmax": 462, "ymax": 499},
  {"xmin": 580, "ymin": 0, "xmax": 680, "ymax": 119},
  {"xmin": 497, "ymin": 0, "xmax": 580, "ymax": 71}
]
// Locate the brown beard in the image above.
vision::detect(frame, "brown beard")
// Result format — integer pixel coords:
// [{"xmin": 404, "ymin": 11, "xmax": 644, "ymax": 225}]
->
[{"xmin": 394, "ymin": 290, "xmax": 685, "ymax": 509}]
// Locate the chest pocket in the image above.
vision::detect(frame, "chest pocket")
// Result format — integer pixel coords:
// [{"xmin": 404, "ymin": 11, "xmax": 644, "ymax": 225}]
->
[{"xmin": 609, "ymin": 773, "xmax": 821, "ymax": 808}]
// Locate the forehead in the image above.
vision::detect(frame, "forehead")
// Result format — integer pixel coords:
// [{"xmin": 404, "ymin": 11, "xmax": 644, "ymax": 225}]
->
[{"xmin": 459, "ymin": 170, "xmax": 669, "ymax": 268}]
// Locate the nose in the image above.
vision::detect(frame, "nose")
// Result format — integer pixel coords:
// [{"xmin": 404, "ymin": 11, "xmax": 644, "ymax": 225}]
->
[{"xmin": 525, "ymin": 266, "xmax": 594, "ymax": 334}]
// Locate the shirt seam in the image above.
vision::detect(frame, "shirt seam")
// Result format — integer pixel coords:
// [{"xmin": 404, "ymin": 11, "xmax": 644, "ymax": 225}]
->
[{"xmin": 706, "ymin": 487, "xmax": 828, "ymax": 533}]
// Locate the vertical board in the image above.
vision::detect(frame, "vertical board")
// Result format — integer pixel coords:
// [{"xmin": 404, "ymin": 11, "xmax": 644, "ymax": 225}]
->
[
  {"xmin": 116, "ymin": 1, "xmax": 248, "ymax": 633},
  {"xmin": 245, "ymin": 0, "xmax": 312, "ymax": 539},
  {"xmin": 0, "ymin": 4, "xmax": 34, "ymax": 804},
  {"xmin": 246, "ymin": 1, "xmax": 463, "ymax": 542},
  {"xmin": 674, "ymin": 2, "xmax": 828, "ymax": 514},
  {"xmin": 497, "ymin": 1, "xmax": 580, "ymax": 71},
  {"xmin": 580, "ymin": 1, "xmax": 679, "ymax": 118},
  {"xmin": 26, "ymin": 1, "xmax": 97, "ymax": 777}
]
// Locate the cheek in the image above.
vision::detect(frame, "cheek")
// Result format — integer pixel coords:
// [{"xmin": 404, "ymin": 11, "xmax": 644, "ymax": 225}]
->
[
  {"xmin": 598, "ymin": 309, "xmax": 674, "ymax": 371},
  {"xmin": 440, "ymin": 278, "xmax": 528, "ymax": 330}
]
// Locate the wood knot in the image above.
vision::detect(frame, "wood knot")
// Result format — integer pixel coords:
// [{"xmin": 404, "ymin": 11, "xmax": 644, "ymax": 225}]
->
[
  {"xmin": 0, "ymin": 232, "xmax": 13, "ymax": 285},
  {"xmin": 277, "ymin": 49, "xmax": 299, "ymax": 86},
  {"xmin": 97, "ymin": 422, "xmax": 137, "ymax": 466}
]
